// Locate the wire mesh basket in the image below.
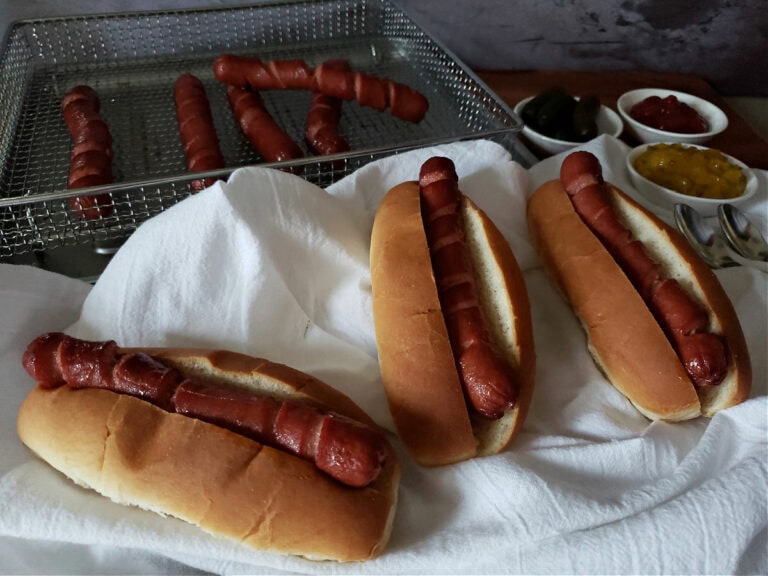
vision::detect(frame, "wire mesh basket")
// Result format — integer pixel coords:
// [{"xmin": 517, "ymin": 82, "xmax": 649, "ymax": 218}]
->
[{"xmin": 0, "ymin": 0, "xmax": 530, "ymax": 261}]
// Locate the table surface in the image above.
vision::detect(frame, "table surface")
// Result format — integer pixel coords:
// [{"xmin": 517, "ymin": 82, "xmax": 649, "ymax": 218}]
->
[{"xmin": 478, "ymin": 70, "xmax": 768, "ymax": 170}]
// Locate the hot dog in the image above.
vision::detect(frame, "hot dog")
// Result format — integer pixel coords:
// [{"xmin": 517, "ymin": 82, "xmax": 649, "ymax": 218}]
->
[
  {"xmin": 18, "ymin": 333, "xmax": 400, "ymax": 561},
  {"xmin": 226, "ymin": 85, "xmax": 304, "ymax": 163},
  {"xmin": 305, "ymin": 59, "xmax": 351, "ymax": 157},
  {"xmin": 62, "ymin": 85, "xmax": 114, "ymax": 219},
  {"xmin": 527, "ymin": 151, "xmax": 751, "ymax": 420},
  {"xmin": 173, "ymin": 74, "xmax": 225, "ymax": 191},
  {"xmin": 214, "ymin": 55, "xmax": 429, "ymax": 123},
  {"xmin": 370, "ymin": 157, "xmax": 535, "ymax": 466}
]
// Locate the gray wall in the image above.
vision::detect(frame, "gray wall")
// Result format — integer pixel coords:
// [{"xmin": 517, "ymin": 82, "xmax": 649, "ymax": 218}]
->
[
  {"xmin": 400, "ymin": 0, "xmax": 767, "ymax": 96},
  {"xmin": 2, "ymin": 0, "xmax": 766, "ymax": 96}
]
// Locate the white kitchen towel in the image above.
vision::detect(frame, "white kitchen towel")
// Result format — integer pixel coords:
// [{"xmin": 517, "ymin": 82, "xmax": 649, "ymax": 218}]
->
[{"xmin": 0, "ymin": 136, "xmax": 765, "ymax": 575}]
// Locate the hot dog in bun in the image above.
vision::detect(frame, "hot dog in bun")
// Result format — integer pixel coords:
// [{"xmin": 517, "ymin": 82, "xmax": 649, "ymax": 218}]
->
[
  {"xmin": 370, "ymin": 157, "xmax": 536, "ymax": 466},
  {"xmin": 527, "ymin": 151, "xmax": 751, "ymax": 420},
  {"xmin": 18, "ymin": 333, "xmax": 400, "ymax": 561}
]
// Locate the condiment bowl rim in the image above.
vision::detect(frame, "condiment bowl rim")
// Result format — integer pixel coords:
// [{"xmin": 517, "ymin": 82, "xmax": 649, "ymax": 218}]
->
[
  {"xmin": 617, "ymin": 88, "xmax": 728, "ymax": 139},
  {"xmin": 514, "ymin": 95, "xmax": 623, "ymax": 146},
  {"xmin": 626, "ymin": 142, "xmax": 757, "ymax": 206}
]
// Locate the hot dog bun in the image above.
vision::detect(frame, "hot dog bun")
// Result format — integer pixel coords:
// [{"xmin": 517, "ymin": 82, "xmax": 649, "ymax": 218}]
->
[
  {"xmin": 370, "ymin": 181, "xmax": 535, "ymax": 465},
  {"xmin": 17, "ymin": 347, "xmax": 400, "ymax": 562},
  {"xmin": 527, "ymin": 179, "xmax": 751, "ymax": 420}
]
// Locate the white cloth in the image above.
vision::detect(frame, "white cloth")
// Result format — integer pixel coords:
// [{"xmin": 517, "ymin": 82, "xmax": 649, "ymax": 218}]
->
[{"xmin": 0, "ymin": 137, "xmax": 765, "ymax": 574}]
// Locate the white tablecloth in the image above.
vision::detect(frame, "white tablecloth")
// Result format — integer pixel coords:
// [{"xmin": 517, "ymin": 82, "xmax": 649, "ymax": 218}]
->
[{"xmin": 0, "ymin": 136, "xmax": 765, "ymax": 574}]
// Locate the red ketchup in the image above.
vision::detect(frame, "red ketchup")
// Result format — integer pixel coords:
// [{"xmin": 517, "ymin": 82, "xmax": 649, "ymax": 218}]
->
[{"xmin": 629, "ymin": 95, "xmax": 709, "ymax": 134}]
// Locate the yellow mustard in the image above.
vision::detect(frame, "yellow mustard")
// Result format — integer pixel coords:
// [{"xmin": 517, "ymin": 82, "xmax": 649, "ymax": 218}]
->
[{"xmin": 633, "ymin": 143, "xmax": 746, "ymax": 199}]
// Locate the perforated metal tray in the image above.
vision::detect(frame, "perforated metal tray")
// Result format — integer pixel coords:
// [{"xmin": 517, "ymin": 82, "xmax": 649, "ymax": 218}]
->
[{"xmin": 0, "ymin": 0, "xmax": 531, "ymax": 268}]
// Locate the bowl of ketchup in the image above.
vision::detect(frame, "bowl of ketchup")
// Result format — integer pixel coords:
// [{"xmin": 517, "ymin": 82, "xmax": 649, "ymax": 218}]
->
[{"xmin": 617, "ymin": 88, "xmax": 728, "ymax": 145}]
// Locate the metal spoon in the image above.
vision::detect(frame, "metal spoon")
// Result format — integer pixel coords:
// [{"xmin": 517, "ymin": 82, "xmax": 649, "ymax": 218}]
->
[
  {"xmin": 717, "ymin": 204, "xmax": 768, "ymax": 262},
  {"xmin": 674, "ymin": 204, "xmax": 740, "ymax": 269}
]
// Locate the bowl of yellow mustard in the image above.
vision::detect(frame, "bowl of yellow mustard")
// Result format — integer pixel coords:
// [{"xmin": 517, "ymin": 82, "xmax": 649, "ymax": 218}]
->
[{"xmin": 626, "ymin": 143, "xmax": 757, "ymax": 216}]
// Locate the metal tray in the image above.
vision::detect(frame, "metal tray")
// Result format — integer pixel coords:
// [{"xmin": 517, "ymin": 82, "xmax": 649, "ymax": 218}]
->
[{"xmin": 0, "ymin": 0, "xmax": 532, "ymax": 271}]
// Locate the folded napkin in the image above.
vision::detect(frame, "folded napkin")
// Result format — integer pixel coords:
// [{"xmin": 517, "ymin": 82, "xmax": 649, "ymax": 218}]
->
[{"xmin": 0, "ymin": 136, "xmax": 765, "ymax": 575}]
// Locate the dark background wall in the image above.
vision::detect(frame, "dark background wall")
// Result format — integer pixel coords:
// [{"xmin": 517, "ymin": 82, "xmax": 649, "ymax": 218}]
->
[
  {"xmin": 398, "ymin": 0, "xmax": 767, "ymax": 96},
  {"xmin": 1, "ymin": 0, "xmax": 766, "ymax": 96}
]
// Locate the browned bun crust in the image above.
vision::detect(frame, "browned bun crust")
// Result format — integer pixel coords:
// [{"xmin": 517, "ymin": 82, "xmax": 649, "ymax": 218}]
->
[
  {"xmin": 17, "ymin": 348, "xmax": 400, "ymax": 562},
  {"xmin": 370, "ymin": 181, "xmax": 535, "ymax": 465},
  {"xmin": 527, "ymin": 179, "xmax": 751, "ymax": 420}
]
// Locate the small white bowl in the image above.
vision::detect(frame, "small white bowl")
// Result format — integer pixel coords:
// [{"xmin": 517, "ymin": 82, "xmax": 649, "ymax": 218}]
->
[
  {"xmin": 617, "ymin": 88, "xmax": 728, "ymax": 145},
  {"xmin": 514, "ymin": 96, "xmax": 624, "ymax": 155},
  {"xmin": 625, "ymin": 143, "xmax": 757, "ymax": 216}
]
